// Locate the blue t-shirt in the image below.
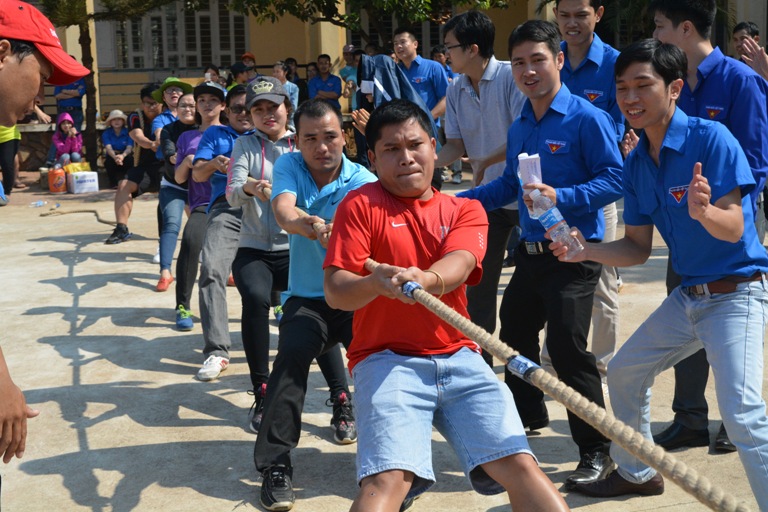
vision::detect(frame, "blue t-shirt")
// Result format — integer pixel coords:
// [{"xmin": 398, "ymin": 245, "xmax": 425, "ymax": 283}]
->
[
  {"xmin": 308, "ymin": 74, "xmax": 343, "ymax": 110},
  {"xmin": 678, "ymin": 47, "xmax": 768, "ymax": 212},
  {"xmin": 560, "ymin": 33, "xmax": 623, "ymax": 141},
  {"xmin": 272, "ymin": 152, "xmax": 377, "ymax": 301},
  {"xmin": 623, "ymin": 108, "xmax": 768, "ymax": 286},
  {"xmin": 151, "ymin": 110, "xmax": 177, "ymax": 159},
  {"xmin": 101, "ymin": 127, "xmax": 133, "ymax": 153},
  {"xmin": 458, "ymin": 84, "xmax": 623, "ymax": 242},
  {"xmin": 398, "ymin": 55, "xmax": 450, "ymax": 118},
  {"xmin": 54, "ymin": 78, "xmax": 86, "ymax": 109},
  {"xmin": 193, "ymin": 124, "xmax": 253, "ymax": 210}
]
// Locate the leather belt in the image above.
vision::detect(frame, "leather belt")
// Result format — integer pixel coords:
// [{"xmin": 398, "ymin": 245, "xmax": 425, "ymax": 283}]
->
[
  {"xmin": 685, "ymin": 271, "xmax": 764, "ymax": 296},
  {"xmin": 523, "ymin": 241, "xmax": 551, "ymax": 255}
]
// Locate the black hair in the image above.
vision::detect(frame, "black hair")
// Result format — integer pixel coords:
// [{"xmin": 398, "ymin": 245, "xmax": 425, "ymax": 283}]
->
[
  {"xmin": 365, "ymin": 99, "xmax": 432, "ymax": 149},
  {"xmin": 293, "ymin": 98, "xmax": 342, "ymax": 135},
  {"xmin": 307, "ymin": 61, "xmax": 318, "ymax": 74},
  {"xmin": 364, "ymin": 43, "xmax": 380, "ymax": 54},
  {"xmin": 733, "ymin": 21, "xmax": 760, "ymax": 38},
  {"xmin": 615, "ymin": 39, "xmax": 687, "ymax": 86},
  {"xmin": 7, "ymin": 39, "xmax": 35, "ymax": 62},
  {"xmin": 554, "ymin": 0, "xmax": 603, "ymax": 8},
  {"xmin": 140, "ymin": 82, "xmax": 161, "ymax": 100},
  {"xmin": 317, "ymin": 54, "xmax": 331, "ymax": 62},
  {"xmin": 431, "ymin": 44, "xmax": 447, "ymax": 57},
  {"xmin": 353, "ymin": 49, "xmax": 365, "ymax": 57},
  {"xmin": 285, "ymin": 57, "xmax": 297, "ymax": 66},
  {"xmin": 393, "ymin": 27, "xmax": 416, "ymax": 41},
  {"xmin": 443, "ymin": 10, "xmax": 496, "ymax": 59},
  {"xmin": 508, "ymin": 20, "xmax": 561, "ymax": 60},
  {"xmin": 204, "ymin": 63, "xmax": 219, "ymax": 75},
  {"xmin": 273, "ymin": 60, "xmax": 290, "ymax": 75},
  {"xmin": 649, "ymin": 0, "xmax": 716, "ymax": 39},
  {"xmin": 226, "ymin": 84, "xmax": 247, "ymax": 107}
]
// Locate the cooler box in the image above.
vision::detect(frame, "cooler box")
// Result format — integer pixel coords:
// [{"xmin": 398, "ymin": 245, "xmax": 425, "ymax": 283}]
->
[{"xmin": 67, "ymin": 171, "xmax": 99, "ymax": 194}]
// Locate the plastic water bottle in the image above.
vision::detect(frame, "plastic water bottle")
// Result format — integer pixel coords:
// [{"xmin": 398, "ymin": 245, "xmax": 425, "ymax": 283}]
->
[
  {"xmin": 530, "ymin": 189, "xmax": 583, "ymax": 260},
  {"xmin": 29, "ymin": 200, "xmax": 48, "ymax": 208}
]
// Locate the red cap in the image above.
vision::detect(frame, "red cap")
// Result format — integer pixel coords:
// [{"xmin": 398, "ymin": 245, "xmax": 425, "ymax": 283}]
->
[
  {"xmin": 0, "ymin": 1, "xmax": 89, "ymax": 85},
  {"xmin": 242, "ymin": 52, "xmax": 256, "ymax": 62}
]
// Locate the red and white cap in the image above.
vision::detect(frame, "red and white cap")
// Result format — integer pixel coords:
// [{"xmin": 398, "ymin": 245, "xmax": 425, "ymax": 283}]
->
[{"xmin": 0, "ymin": 0, "xmax": 89, "ymax": 85}]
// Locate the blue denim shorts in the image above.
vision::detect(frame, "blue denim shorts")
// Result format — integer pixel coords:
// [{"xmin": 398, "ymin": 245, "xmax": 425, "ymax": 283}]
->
[{"xmin": 352, "ymin": 347, "xmax": 534, "ymax": 498}]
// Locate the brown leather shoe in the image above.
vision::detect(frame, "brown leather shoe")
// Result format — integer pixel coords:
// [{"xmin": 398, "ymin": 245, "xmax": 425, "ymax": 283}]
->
[{"xmin": 573, "ymin": 470, "xmax": 664, "ymax": 497}]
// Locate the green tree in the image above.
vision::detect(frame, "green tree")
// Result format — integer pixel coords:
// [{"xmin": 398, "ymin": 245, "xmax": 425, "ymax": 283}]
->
[
  {"xmin": 229, "ymin": 0, "xmax": 510, "ymax": 46},
  {"xmin": 40, "ymin": 0, "xmax": 179, "ymax": 169}
]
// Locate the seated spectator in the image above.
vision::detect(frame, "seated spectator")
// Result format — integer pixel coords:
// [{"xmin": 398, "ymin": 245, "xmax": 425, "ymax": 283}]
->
[
  {"xmin": 52, "ymin": 112, "xmax": 82, "ymax": 166},
  {"xmin": 102, "ymin": 110, "xmax": 133, "ymax": 188}
]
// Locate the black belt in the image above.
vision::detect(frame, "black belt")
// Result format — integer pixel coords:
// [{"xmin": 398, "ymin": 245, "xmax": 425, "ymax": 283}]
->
[
  {"xmin": 684, "ymin": 271, "xmax": 764, "ymax": 296},
  {"xmin": 523, "ymin": 241, "xmax": 552, "ymax": 255}
]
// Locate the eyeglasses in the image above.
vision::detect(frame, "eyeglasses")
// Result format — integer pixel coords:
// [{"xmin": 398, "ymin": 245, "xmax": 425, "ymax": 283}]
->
[
  {"xmin": 228, "ymin": 105, "xmax": 247, "ymax": 114},
  {"xmin": 164, "ymin": 87, "xmax": 184, "ymax": 95},
  {"xmin": 142, "ymin": 101, "xmax": 159, "ymax": 108},
  {"xmin": 444, "ymin": 43, "xmax": 464, "ymax": 52}
]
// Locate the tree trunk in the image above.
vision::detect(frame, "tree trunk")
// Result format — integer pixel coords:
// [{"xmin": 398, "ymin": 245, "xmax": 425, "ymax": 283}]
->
[{"xmin": 78, "ymin": 20, "xmax": 98, "ymax": 171}]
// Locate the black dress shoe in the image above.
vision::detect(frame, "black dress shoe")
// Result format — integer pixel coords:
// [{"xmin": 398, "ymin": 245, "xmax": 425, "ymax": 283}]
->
[
  {"xmin": 714, "ymin": 423, "xmax": 737, "ymax": 453},
  {"xmin": 573, "ymin": 470, "xmax": 664, "ymax": 497},
  {"xmin": 652, "ymin": 421, "xmax": 709, "ymax": 450},
  {"xmin": 565, "ymin": 452, "xmax": 614, "ymax": 488}
]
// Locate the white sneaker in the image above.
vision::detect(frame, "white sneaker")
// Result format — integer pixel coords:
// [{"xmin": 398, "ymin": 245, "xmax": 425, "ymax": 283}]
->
[
  {"xmin": 153, "ymin": 245, "xmax": 160, "ymax": 264},
  {"xmin": 197, "ymin": 355, "xmax": 229, "ymax": 381}
]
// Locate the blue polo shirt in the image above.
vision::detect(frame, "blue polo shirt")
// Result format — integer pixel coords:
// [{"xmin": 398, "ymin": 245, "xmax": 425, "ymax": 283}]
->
[
  {"xmin": 624, "ymin": 108, "xmax": 768, "ymax": 286},
  {"xmin": 151, "ymin": 110, "xmax": 177, "ymax": 159},
  {"xmin": 272, "ymin": 152, "xmax": 377, "ymax": 301},
  {"xmin": 398, "ymin": 55, "xmax": 450, "ymax": 118},
  {"xmin": 308, "ymin": 74, "xmax": 343, "ymax": 110},
  {"xmin": 560, "ymin": 33, "xmax": 623, "ymax": 141},
  {"xmin": 678, "ymin": 47, "xmax": 768, "ymax": 211},
  {"xmin": 194, "ymin": 124, "xmax": 253, "ymax": 211},
  {"xmin": 101, "ymin": 127, "xmax": 133, "ymax": 152},
  {"xmin": 458, "ymin": 84, "xmax": 623, "ymax": 243},
  {"xmin": 54, "ymin": 78, "xmax": 86, "ymax": 108}
]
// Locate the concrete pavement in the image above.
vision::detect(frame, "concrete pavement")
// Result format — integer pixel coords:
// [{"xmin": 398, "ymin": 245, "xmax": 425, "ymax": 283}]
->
[{"xmin": 0, "ymin": 176, "xmax": 760, "ymax": 511}]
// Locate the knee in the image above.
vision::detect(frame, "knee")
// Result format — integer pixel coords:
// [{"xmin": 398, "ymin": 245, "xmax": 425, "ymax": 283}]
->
[
  {"xmin": 359, "ymin": 470, "xmax": 413, "ymax": 498},
  {"xmin": 72, "ymin": 152, "xmax": 82, "ymax": 162}
]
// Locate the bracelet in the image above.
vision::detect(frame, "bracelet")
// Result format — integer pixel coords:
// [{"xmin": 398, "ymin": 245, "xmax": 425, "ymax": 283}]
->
[{"xmin": 424, "ymin": 269, "xmax": 445, "ymax": 299}]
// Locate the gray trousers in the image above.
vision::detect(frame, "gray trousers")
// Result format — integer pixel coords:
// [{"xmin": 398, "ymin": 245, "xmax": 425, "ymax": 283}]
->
[{"xmin": 199, "ymin": 201, "xmax": 242, "ymax": 359}]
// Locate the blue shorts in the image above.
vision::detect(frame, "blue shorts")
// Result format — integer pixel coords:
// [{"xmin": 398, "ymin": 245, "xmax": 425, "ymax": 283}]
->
[{"xmin": 352, "ymin": 347, "xmax": 534, "ymax": 498}]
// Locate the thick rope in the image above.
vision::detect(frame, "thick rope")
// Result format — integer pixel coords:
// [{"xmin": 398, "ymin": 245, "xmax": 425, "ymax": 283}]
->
[
  {"xmin": 40, "ymin": 208, "xmax": 116, "ymax": 226},
  {"xmin": 363, "ymin": 259, "xmax": 750, "ymax": 512}
]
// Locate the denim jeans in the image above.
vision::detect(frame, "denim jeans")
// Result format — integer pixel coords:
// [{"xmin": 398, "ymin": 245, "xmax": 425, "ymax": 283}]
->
[
  {"xmin": 158, "ymin": 185, "xmax": 187, "ymax": 272},
  {"xmin": 608, "ymin": 280, "xmax": 768, "ymax": 509}
]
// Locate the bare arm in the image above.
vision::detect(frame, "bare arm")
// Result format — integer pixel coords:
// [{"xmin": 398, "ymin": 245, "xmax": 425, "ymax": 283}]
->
[
  {"xmin": 470, "ymin": 142, "xmax": 507, "ymax": 186},
  {"xmin": 192, "ymin": 155, "xmax": 229, "ymax": 183},
  {"xmin": 430, "ymin": 97, "xmax": 446, "ymax": 121},
  {"xmin": 129, "ymin": 128, "xmax": 155, "ymax": 150},
  {"xmin": 0, "ymin": 347, "xmax": 39, "ymax": 464},
  {"xmin": 175, "ymin": 154, "xmax": 194, "ymax": 184},
  {"xmin": 435, "ymin": 138, "xmax": 466, "ymax": 168},
  {"xmin": 272, "ymin": 191, "xmax": 325, "ymax": 239},
  {"xmin": 325, "ymin": 250, "xmax": 477, "ymax": 310}
]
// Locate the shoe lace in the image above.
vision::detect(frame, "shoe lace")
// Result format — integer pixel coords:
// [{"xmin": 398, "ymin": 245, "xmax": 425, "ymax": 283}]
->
[
  {"xmin": 177, "ymin": 306, "xmax": 192, "ymax": 319},
  {"xmin": 327, "ymin": 392, "xmax": 354, "ymax": 427},
  {"xmin": 268, "ymin": 467, "xmax": 288, "ymax": 488},
  {"xmin": 247, "ymin": 384, "xmax": 267, "ymax": 414}
]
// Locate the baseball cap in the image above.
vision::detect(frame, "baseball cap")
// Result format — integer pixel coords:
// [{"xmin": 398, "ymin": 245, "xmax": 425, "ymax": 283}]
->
[
  {"xmin": 343, "ymin": 44, "xmax": 356, "ymax": 53},
  {"xmin": 0, "ymin": 0, "xmax": 89, "ymax": 85},
  {"xmin": 230, "ymin": 62, "xmax": 251, "ymax": 76},
  {"xmin": 242, "ymin": 52, "xmax": 256, "ymax": 62},
  {"xmin": 152, "ymin": 77, "xmax": 194, "ymax": 102},
  {"xmin": 194, "ymin": 80, "xmax": 226, "ymax": 102},
  {"xmin": 245, "ymin": 77, "xmax": 289, "ymax": 109}
]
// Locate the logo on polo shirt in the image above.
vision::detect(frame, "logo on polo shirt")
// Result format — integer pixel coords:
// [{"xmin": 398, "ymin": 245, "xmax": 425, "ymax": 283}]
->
[
  {"xmin": 584, "ymin": 89, "xmax": 604, "ymax": 102},
  {"xmin": 705, "ymin": 106, "xmax": 724, "ymax": 119},
  {"xmin": 669, "ymin": 185, "xmax": 689, "ymax": 203},
  {"xmin": 545, "ymin": 140, "xmax": 567, "ymax": 154},
  {"xmin": 413, "ymin": 77, "xmax": 425, "ymax": 84}
]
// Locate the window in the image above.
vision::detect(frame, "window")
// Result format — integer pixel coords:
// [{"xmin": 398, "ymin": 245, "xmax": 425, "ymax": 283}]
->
[
  {"xmin": 348, "ymin": 9, "xmax": 447, "ymax": 56},
  {"xmin": 108, "ymin": 0, "xmax": 248, "ymax": 70}
]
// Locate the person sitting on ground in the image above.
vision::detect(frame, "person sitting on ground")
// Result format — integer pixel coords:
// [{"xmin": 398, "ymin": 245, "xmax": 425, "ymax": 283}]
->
[
  {"xmin": 51, "ymin": 112, "xmax": 82, "ymax": 166},
  {"xmin": 101, "ymin": 110, "xmax": 133, "ymax": 189},
  {"xmin": 254, "ymin": 98, "xmax": 377, "ymax": 511},
  {"xmin": 104, "ymin": 83, "xmax": 163, "ymax": 245},
  {"xmin": 324, "ymin": 99, "xmax": 570, "ymax": 512}
]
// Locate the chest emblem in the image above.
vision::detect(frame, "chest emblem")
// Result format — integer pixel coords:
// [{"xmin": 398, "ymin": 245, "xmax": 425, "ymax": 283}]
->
[
  {"xmin": 584, "ymin": 89, "xmax": 604, "ymax": 102},
  {"xmin": 669, "ymin": 185, "xmax": 689, "ymax": 203},
  {"xmin": 545, "ymin": 139, "xmax": 567, "ymax": 154},
  {"xmin": 705, "ymin": 106, "xmax": 724, "ymax": 119}
]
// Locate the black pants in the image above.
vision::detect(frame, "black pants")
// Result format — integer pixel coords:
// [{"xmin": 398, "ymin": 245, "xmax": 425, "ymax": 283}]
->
[
  {"xmin": 175, "ymin": 206, "xmax": 207, "ymax": 310},
  {"xmin": 104, "ymin": 154, "xmax": 130, "ymax": 188},
  {"xmin": 466, "ymin": 208, "xmax": 519, "ymax": 366},
  {"xmin": 0, "ymin": 139, "xmax": 19, "ymax": 195},
  {"xmin": 499, "ymin": 245, "xmax": 609, "ymax": 455},
  {"xmin": 665, "ymin": 205, "xmax": 766, "ymax": 429},
  {"xmin": 254, "ymin": 297, "xmax": 352, "ymax": 472}
]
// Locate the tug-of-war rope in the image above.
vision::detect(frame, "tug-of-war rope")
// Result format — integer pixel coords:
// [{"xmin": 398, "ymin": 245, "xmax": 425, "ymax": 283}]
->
[{"xmin": 42, "ymin": 182, "xmax": 749, "ymax": 511}]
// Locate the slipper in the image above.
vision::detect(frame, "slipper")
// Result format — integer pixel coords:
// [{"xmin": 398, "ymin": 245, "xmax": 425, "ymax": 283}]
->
[
  {"xmin": 156, "ymin": 275, "xmax": 174, "ymax": 292},
  {"xmin": 13, "ymin": 181, "xmax": 27, "ymax": 189}
]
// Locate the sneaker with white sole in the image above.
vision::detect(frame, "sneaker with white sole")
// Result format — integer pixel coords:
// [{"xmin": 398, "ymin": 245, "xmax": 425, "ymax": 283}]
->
[
  {"xmin": 197, "ymin": 355, "xmax": 229, "ymax": 381},
  {"xmin": 260, "ymin": 465, "xmax": 295, "ymax": 511},
  {"xmin": 152, "ymin": 245, "xmax": 160, "ymax": 264}
]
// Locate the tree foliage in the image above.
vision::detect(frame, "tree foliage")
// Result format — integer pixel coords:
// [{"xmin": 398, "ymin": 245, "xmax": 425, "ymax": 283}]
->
[{"xmin": 229, "ymin": 0, "xmax": 511, "ymax": 44}]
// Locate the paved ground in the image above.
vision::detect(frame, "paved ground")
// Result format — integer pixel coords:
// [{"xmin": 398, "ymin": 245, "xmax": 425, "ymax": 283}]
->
[{"xmin": 0, "ymin": 174, "xmax": 761, "ymax": 511}]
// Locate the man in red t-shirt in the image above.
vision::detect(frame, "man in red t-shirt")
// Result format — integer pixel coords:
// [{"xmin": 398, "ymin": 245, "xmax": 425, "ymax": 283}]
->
[{"xmin": 324, "ymin": 99, "xmax": 568, "ymax": 512}]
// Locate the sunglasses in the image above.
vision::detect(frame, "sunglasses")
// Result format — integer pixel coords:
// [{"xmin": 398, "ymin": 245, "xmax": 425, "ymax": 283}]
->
[{"xmin": 228, "ymin": 105, "xmax": 247, "ymax": 114}]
